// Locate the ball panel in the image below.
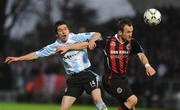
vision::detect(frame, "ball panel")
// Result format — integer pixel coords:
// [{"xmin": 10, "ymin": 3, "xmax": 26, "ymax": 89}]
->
[{"xmin": 143, "ymin": 8, "xmax": 161, "ymax": 26}]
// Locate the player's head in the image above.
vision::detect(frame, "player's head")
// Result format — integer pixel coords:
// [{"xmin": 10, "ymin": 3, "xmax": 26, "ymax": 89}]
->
[
  {"xmin": 55, "ymin": 20, "xmax": 70, "ymax": 42},
  {"xmin": 117, "ymin": 19, "xmax": 133, "ymax": 41}
]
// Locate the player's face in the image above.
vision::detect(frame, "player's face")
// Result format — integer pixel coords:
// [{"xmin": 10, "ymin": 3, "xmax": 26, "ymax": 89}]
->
[
  {"xmin": 121, "ymin": 25, "xmax": 133, "ymax": 41},
  {"xmin": 56, "ymin": 24, "xmax": 70, "ymax": 42}
]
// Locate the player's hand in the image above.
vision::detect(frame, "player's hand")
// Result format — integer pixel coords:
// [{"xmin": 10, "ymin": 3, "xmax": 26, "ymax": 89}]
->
[
  {"xmin": 56, "ymin": 45, "xmax": 69, "ymax": 54},
  {"xmin": 88, "ymin": 41, "xmax": 96, "ymax": 50},
  {"xmin": 4, "ymin": 57, "xmax": 19, "ymax": 64},
  {"xmin": 146, "ymin": 66, "xmax": 156, "ymax": 77}
]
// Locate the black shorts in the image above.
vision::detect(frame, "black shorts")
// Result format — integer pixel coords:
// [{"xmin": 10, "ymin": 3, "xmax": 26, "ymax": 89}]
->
[
  {"xmin": 64, "ymin": 69, "xmax": 100, "ymax": 98},
  {"xmin": 102, "ymin": 74, "xmax": 133, "ymax": 103}
]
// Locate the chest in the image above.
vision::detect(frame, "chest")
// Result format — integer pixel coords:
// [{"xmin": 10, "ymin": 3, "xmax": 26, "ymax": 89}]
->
[{"xmin": 106, "ymin": 40, "xmax": 131, "ymax": 58}]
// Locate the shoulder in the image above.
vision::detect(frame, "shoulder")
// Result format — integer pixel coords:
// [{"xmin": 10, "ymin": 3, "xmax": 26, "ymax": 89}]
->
[
  {"xmin": 66, "ymin": 33, "xmax": 78, "ymax": 41},
  {"xmin": 105, "ymin": 36, "xmax": 116, "ymax": 43},
  {"xmin": 130, "ymin": 38, "xmax": 139, "ymax": 44},
  {"xmin": 69, "ymin": 32, "xmax": 90, "ymax": 38},
  {"xmin": 104, "ymin": 36, "xmax": 114, "ymax": 40},
  {"xmin": 76, "ymin": 32, "xmax": 95, "ymax": 36},
  {"xmin": 99, "ymin": 36, "xmax": 115, "ymax": 45},
  {"xmin": 46, "ymin": 39, "xmax": 61, "ymax": 48},
  {"xmin": 68, "ymin": 33, "xmax": 76, "ymax": 38},
  {"xmin": 130, "ymin": 38, "xmax": 136, "ymax": 42},
  {"xmin": 130, "ymin": 38, "xmax": 143, "ymax": 49}
]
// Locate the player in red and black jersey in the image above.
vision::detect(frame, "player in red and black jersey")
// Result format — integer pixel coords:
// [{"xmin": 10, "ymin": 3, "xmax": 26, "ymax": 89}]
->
[
  {"xmin": 103, "ymin": 36, "xmax": 143, "ymax": 75},
  {"xmin": 97, "ymin": 19, "xmax": 156, "ymax": 110}
]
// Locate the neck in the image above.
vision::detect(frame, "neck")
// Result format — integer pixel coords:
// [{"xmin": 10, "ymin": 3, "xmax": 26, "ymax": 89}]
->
[
  {"xmin": 117, "ymin": 34, "xmax": 124, "ymax": 43},
  {"xmin": 117, "ymin": 34, "xmax": 129, "ymax": 43}
]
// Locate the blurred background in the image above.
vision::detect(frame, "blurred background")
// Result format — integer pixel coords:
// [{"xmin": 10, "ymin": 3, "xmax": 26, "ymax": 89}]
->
[{"xmin": 0, "ymin": 0, "xmax": 180, "ymax": 110}]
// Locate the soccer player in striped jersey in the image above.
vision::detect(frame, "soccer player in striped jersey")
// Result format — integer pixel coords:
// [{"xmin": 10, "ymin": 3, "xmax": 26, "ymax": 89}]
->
[
  {"xmin": 5, "ymin": 20, "xmax": 108, "ymax": 110},
  {"xmin": 97, "ymin": 19, "xmax": 156, "ymax": 110}
]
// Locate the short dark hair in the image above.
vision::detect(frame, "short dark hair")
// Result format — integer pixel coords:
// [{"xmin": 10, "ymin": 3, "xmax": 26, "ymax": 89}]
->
[
  {"xmin": 54, "ymin": 20, "xmax": 68, "ymax": 34},
  {"xmin": 117, "ymin": 19, "xmax": 133, "ymax": 32}
]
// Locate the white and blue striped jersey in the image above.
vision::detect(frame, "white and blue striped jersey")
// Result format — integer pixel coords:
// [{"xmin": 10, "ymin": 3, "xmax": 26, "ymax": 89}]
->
[{"xmin": 35, "ymin": 32, "xmax": 95, "ymax": 75}]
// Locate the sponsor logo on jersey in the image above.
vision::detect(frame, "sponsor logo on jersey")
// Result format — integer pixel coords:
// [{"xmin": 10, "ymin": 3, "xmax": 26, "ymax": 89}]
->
[
  {"xmin": 63, "ymin": 52, "xmax": 80, "ymax": 60},
  {"xmin": 110, "ymin": 50, "xmax": 129, "ymax": 54}
]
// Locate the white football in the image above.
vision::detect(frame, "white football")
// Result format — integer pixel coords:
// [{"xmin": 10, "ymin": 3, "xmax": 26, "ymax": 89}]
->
[{"xmin": 144, "ymin": 8, "xmax": 161, "ymax": 26}]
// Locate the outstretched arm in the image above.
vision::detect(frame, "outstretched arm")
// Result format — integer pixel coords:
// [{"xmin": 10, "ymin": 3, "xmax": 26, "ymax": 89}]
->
[
  {"xmin": 137, "ymin": 53, "xmax": 156, "ymax": 76},
  {"xmin": 57, "ymin": 42, "xmax": 89, "ymax": 54},
  {"xmin": 4, "ymin": 52, "xmax": 38, "ymax": 64},
  {"xmin": 57, "ymin": 32, "xmax": 102, "ymax": 54}
]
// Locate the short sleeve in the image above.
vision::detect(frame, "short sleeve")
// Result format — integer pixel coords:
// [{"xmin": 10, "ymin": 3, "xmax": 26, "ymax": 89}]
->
[
  {"xmin": 131, "ymin": 39, "xmax": 144, "ymax": 55},
  {"xmin": 36, "ymin": 41, "xmax": 59, "ymax": 58}
]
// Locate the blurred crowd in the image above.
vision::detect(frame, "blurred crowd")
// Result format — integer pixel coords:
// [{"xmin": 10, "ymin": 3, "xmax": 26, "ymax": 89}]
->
[{"xmin": 0, "ymin": 7, "xmax": 180, "ymax": 109}]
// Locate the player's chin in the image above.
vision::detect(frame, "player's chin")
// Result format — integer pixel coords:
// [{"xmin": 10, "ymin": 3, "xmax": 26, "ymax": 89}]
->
[{"xmin": 126, "ymin": 38, "xmax": 131, "ymax": 41}]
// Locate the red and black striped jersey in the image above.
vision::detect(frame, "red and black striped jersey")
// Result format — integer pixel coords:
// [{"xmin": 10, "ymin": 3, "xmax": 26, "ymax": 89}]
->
[{"xmin": 97, "ymin": 36, "xmax": 144, "ymax": 75}]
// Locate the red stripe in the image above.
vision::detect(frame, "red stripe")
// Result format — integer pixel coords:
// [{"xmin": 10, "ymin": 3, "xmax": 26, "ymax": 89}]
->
[
  {"xmin": 110, "ymin": 38, "xmax": 118, "ymax": 73},
  {"xmin": 119, "ymin": 43, "xmax": 125, "ymax": 74}
]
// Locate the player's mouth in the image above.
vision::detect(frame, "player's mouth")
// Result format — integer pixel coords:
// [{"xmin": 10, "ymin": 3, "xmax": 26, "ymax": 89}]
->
[
  {"xmin": 60, "ymin": 34, "xmax": 67, "ymax": 38},
  {"xmin": 61, "ymin": 35, "xmax": 68, "ymax": 42}
]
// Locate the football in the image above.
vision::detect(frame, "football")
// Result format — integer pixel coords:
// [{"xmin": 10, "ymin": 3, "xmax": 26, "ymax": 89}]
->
[{"xmin": 144, "ymin": 8, "xmax": 161, "ymax": 26}]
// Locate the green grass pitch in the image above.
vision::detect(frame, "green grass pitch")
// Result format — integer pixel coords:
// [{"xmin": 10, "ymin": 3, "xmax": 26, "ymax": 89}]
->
[{"xmin": 0, "ymin": 102, "xmax": 161, "ymax": 110}]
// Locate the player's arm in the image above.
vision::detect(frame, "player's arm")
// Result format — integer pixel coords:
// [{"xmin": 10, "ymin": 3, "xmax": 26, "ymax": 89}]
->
[
  {"xmin": 4, "ymin": 52, "xmax": 38, "ymax": 64},
  {"xmin": 57, "ymin": 42, "xmax": 89, "ymax": 54},
  {"xmin": 68, "ymin": 42, "xmax": 89, "ymax": 50},
  {"xmin": 137, "ymin": 53, "xmax": 156, "ymax": 76},
  {"xmin": 131, "ymin": 39, "xmax": 156, "ymax": 76},
  {"xmin": 5, "ymin": 41, "xmax": 58, "ymax": 64},
  {"xmin": 88, "ymin": 32, "xmax": 101, "ymax": 50},
  {"xmin": 57, "ymin": 32, "xmax": 102, "ymax": 53}
]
